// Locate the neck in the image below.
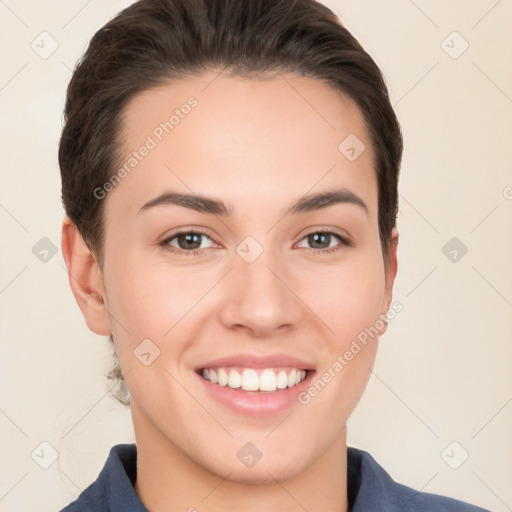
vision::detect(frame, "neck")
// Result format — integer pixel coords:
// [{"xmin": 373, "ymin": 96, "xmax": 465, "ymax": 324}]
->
[{"xmin": 132, "ymin": 404, "xmax": 348, "ymax": 512}]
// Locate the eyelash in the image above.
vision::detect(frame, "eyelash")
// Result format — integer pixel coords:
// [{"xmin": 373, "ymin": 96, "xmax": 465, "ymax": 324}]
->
[{"xmin": 159, "ymin": 228, "xmax": 353, "ymax": 257}]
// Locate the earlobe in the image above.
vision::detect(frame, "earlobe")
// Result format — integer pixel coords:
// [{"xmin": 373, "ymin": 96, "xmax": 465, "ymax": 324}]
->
[{"xmin": 61, "ymin": 216, "xmax": 112, "ymax": 336}]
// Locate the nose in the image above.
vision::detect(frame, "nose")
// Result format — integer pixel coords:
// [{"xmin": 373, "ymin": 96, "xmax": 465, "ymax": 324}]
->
[{"xmin": 218, "ymin": 248, "xmax": 302, "ymax": 338}]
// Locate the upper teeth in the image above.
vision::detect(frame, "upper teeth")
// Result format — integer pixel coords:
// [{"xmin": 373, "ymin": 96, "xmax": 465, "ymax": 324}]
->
[{"xmin": 202, "ymin": 367, "xmax": 307, "ymax": 392}]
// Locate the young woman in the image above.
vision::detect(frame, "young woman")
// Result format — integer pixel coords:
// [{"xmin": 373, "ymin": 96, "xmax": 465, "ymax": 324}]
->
[{"xmin": 58, "ymin": 0, "xmax": 489, "ymax": 510}]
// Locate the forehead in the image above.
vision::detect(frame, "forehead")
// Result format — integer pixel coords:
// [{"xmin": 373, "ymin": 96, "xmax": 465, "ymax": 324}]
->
[{"xmin": 108, "ymin": 71, "xmax": 377, "ymax": 220}]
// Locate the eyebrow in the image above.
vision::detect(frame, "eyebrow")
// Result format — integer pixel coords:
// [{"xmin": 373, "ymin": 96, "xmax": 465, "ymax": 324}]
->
[{"xmin": 137, "ymin": 187, "xmax": 368, "ymax": 217}]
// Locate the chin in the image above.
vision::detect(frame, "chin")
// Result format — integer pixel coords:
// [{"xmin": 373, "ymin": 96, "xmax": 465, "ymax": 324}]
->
[
  {"xmin": 216, "ymin": 459, "xmax": 309, "ymax": 485},
  {"xmin": 196, "ymin": 437, "xmax": 315, "ymax": 484}
]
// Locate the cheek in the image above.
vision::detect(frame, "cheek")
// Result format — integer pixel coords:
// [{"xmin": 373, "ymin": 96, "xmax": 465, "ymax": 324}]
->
[
  {"xmin": 298, "ymin": 254, "xmax": 386, "ymax": 341},
  {"xmin": 104, "ymin": 251, "xmax": 209, "ymax": 335},
  {"xmin": 103, "ymin": 259, "xmax": 198, "ymax": 412},
  {"xmin": 302, "ymin": 255, "xmax": 384, "ymax": 418},
  {"xmin": 295, "ymin": 250, "xmax": 384, "ymax": 406},
  {"xmin": 102, "ymin": 252, "xmax": 226, "ymax": 390}
]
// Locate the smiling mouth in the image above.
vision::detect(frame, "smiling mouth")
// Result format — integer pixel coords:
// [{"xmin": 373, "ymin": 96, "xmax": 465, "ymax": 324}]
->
[{"xmin": 198, "ymin": 366, "xmax": 309, "ymax": 393}]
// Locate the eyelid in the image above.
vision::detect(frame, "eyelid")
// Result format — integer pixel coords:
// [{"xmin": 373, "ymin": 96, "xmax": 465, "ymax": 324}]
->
[
  {"xmin": 298, "ymin": 225, "xmax": 352, "ymax": 242},
  {"xmin": 158, "ymin": 225, "xmax": 217, "ymax": 244}
]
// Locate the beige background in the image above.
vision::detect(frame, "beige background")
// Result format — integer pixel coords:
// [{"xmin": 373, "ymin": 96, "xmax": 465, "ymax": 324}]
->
[{"xmin": 1, "ymin": 1, "xmax": 511, "ymax": 510}]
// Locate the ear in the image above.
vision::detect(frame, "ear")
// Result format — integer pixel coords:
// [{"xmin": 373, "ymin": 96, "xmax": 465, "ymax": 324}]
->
[
  {"xmin": 61, "ymin": 216, "xmax": 112, "ymax": 336},
  {"xmin": 379, "ymin": 227, "xmax": 399, "ymax": 335}
]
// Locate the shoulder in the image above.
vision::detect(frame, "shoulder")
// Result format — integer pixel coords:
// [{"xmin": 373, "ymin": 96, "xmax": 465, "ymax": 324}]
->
[
  {"xmin": 56, "ymin": 472, "xmax": 107, "ymax": 512},
  {"xmin": 57, "ymin": 444, "xmax": 140, "ymax": 512},
  {"xmin": 348, "ymin": 447, "xmax": 490, "ymax": 512}
]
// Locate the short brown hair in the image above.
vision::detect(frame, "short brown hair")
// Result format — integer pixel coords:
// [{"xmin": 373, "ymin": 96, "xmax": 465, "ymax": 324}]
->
[{"xmin": 59, "ymin": 0, "xmax": 403, "ymax": 405}]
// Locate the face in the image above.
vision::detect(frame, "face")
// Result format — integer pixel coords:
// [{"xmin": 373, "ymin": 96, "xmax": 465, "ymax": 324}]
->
[{"xmin": 87, "ymin": 71, "xmax": 397, "ymax": 482}]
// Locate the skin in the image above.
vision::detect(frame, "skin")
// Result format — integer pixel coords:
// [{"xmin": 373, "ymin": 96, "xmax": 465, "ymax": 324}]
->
[{"xmin": 62, "ymin": 71, "xmax": 398, "ymax": 512}]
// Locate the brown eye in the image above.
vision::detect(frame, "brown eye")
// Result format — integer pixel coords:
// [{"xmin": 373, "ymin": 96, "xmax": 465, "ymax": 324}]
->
[
  {"xmin": 306, "ymin": 232, "xmax": 333, "ymax": 249},
  {"xmin": 297, "ymin": 230, "xmax": 352, "ymax": 254},
  {"xmin": 175, "ymin": 233, "xmax": 203, "ymax": 250},
  {"xmin": 161, "ymin": 230, "xmax": 215, "ymax": 255}
]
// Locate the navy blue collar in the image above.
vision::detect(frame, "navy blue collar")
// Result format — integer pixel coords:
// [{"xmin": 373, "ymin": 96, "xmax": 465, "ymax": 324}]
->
[{"xmin": 63, "ymin": 443, "xmax": 488, "ymax": 511}]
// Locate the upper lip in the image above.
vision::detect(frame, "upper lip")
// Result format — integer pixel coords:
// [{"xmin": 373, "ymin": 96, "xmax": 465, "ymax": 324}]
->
[{"xmin": 196, "ymin": 353, "xmax": 315, "ymax": 371}]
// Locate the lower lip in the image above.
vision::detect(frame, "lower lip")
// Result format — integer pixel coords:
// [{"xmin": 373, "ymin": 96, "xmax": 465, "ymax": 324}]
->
[{"xmin": 195, "ymin": 370, "xmax": 315, "ymax": 417}]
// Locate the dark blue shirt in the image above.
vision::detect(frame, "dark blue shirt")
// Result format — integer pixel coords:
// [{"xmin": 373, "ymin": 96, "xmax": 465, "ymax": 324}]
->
[{"xmin": 59, "ymin": 444, "xmax": 490, "ymax": 511}]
